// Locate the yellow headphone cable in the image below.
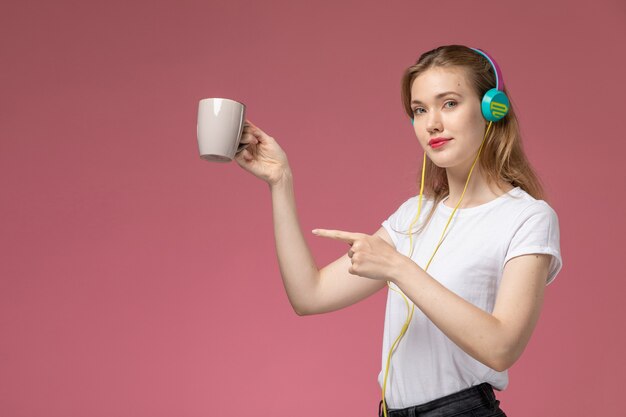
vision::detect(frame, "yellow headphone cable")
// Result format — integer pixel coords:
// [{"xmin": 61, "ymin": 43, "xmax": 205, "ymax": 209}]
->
[{"xmin": 381, "ymin": 121, "xmax": 494, "ymax": 417}]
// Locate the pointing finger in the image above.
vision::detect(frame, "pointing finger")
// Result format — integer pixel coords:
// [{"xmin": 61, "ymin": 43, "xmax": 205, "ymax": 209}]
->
[{"xmin": 311, "ymin": 229, "xmax": 364, "ymax": 245}]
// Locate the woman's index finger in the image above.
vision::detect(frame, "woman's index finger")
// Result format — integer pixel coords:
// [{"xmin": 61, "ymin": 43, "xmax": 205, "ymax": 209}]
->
[{"xmin": 312, "ymin": 229, "xmax": 360, "ymax": 244}]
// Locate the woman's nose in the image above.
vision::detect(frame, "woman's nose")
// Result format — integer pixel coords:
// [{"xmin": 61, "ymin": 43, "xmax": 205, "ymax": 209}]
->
[{"xmin": 426, "ymin": 111, "xmax": 443, "ymax": 132}]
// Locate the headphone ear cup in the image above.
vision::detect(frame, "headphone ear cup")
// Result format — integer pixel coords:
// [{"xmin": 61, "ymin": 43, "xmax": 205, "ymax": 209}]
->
[{"xmin": 481, "ymin": 88, "xmax": 510, "ymax": 122}]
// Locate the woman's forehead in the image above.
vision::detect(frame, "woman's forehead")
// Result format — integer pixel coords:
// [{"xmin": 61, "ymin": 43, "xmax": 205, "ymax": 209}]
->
[{"xmin": 411, "ymin": 66, "xmax": 472, "ymax": 100}]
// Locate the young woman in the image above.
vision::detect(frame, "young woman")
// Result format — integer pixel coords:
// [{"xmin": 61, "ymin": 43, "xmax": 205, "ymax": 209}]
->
[{"xmin": 234, "ymin": 44, "xmax": 563, "ymax": 417}]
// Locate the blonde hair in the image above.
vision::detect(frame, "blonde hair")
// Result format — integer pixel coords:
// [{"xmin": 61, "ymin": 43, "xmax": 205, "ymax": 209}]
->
[{"xmin": 394, "ymin": 44, "xmax": 547, "ymax": 237}]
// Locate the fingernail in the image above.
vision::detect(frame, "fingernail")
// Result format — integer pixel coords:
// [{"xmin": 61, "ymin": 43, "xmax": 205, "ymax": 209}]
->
[{"xmin": 312, "ymin": 229, "xmax": 319, "ymax": 234}]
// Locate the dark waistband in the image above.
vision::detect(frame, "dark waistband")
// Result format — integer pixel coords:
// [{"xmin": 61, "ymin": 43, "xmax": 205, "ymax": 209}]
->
[{"xmin": 378, "ymin": 382, "xmax": 498, "ymax": 417}]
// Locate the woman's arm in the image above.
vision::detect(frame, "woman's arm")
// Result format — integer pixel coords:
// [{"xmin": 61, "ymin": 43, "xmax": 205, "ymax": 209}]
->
[
  {"xmin": 271, "ymin": 172, "xmax": 387, "ymax": 316},
  {"xmin": 269, "ymin": 170, "xmax": 320, "ymax": 315},
  {"xmin": 236, "ymin": 120, "xmax": 390, "ymax": 316},
  {"xmin": 391, "ymin": 253, "xmax": 552, "ymax": 371}
]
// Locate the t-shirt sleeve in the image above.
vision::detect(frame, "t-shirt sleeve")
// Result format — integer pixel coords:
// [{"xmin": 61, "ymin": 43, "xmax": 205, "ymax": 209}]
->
[
  {"xmin": 503, "ymin": 201, "xmax": 563, "ymax": 285},
  {"xmin": 382, "ymin": 198, "xmax": 414, "ymax": 248},
  {"xmin": 381, "ymin": 196, "xmax": 428, "ymax": 248}
]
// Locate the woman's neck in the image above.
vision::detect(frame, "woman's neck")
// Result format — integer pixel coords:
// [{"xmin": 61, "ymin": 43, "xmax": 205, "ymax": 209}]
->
[{"xmin": 444, "ymin": 168, "xmax": 513, "ymax": 209}]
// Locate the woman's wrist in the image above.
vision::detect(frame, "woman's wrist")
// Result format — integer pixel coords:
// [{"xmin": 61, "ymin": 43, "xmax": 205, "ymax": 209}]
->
[
  {"xmin": 390, "ymin": 254, "xmax": 421, "ymax": 287},
  {"xmin": 269, "ymin": 168, "xmax": 293, "ymax": 191}
]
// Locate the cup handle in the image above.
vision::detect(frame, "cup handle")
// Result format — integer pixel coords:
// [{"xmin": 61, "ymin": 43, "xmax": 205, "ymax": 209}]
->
[{"xmin": 236, "ymin": 142, "xmax": 250, "ymax": 153}]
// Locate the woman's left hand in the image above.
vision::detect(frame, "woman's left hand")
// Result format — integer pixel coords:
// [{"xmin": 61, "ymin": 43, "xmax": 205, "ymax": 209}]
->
[{"xmin": 312, "ymin": 228, "xmax": 405, "ymax": 282}]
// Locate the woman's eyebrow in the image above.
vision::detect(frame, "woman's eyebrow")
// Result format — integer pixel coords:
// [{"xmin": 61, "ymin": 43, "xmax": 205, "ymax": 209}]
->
[{"xmin": 411, "ymin": 91, "xmax": 462, "ymax": 105}]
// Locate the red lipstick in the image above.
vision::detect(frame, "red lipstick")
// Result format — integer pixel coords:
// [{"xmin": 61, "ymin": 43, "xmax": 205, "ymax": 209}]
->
[{"xmin": 428, "ymin": 137, "xmax": 452, "ymax": 148}]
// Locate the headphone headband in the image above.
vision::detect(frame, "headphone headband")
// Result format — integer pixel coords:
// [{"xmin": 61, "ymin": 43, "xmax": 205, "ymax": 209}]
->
[{"xmin": 470, "ymin": 47, "xmax": 504, "ymax": 91}]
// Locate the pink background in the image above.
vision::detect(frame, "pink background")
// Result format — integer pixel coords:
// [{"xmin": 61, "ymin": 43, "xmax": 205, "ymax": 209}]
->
[{"xmin": 1, "ymin": 0, "xmax": 624, "ymax": 415}]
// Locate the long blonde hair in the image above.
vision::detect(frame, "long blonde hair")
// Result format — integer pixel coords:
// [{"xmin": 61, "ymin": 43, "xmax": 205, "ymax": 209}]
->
[{"xmin": 394, "ymin": 44, "xmax": 547, "ymax": 237}]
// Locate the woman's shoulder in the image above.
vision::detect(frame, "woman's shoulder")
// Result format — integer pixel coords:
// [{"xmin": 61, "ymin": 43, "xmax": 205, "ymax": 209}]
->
[
  {"xmin": 397, "ymin": 193, "xmax": 438, "ymax": 213},
  {"xmin": 383, "ymin": 193, "xmax": 437, "ymax": 230},
  {"xmin": 504, "ymin": 187, "xmax": 559, "ymax": 223}
]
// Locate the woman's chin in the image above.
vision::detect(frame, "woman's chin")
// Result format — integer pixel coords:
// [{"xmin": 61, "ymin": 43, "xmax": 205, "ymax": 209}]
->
[{"xmin": 427, "ymin": 152, "xmax": 456, "ymax": 168}]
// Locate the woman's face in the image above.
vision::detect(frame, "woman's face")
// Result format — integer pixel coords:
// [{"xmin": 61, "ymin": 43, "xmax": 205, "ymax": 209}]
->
[{"xmin": 410, "ymin": 66, "xmax": 486, "ymax": 172}]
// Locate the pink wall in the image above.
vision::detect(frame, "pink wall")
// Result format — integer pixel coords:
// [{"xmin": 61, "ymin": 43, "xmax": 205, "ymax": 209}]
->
[{"xmin": 1, "ymin": 0, "xmax": 624, "ymax": 415}]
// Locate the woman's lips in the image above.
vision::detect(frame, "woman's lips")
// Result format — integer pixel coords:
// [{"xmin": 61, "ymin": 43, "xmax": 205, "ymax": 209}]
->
[{"xmin": 430, "ymin": 139, "xmax": 452, "ymax": 148}]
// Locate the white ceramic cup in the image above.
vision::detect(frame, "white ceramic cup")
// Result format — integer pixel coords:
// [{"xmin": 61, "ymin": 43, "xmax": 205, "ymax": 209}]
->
[{"xmin": 197, "ymin": 98, "xmax": 246, "ymax": 162}]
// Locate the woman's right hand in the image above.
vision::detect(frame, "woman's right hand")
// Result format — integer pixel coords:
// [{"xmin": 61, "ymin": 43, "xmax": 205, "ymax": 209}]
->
[{"xmin": 234, "ymin": 119, "xmax": 291, "ymax": 187}]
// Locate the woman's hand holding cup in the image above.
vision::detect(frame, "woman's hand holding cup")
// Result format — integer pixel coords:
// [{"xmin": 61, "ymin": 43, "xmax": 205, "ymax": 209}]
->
[{"xmin": 234, "ymin": 120, "xmax": 291, "ymax": 187}]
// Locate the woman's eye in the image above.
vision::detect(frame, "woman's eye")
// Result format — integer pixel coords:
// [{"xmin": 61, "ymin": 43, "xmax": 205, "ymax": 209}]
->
[{"xmin": 413, "ymin": 101, "xmax": 456, "ymax": 115}]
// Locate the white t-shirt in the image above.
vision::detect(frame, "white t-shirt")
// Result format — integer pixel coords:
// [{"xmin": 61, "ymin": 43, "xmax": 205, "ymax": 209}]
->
[{"xmin": 378, "ymin": 186, "xmax": 563, "ymax": 408}]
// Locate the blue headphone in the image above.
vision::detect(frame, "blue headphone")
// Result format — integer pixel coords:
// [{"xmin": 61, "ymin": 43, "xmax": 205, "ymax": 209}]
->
[{"xmin": 410, "ymin": 47, "xmax": 510, "ymax": 125}]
